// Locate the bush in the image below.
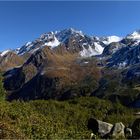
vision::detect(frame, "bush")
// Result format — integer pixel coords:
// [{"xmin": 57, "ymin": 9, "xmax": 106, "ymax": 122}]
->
[
  {"xmin": 0, "ymin": 97, "xmax": 137, "ymax": 139},
  {"xmin": 0, "ymin": 74, "xmax": 6, "ymax": 101},
  {"xmin": 132, "ymin": 118, "xmax": 140, "ymax": 138}
]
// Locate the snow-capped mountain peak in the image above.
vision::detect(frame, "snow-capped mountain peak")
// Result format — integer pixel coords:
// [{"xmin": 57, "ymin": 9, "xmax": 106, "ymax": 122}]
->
[
  {"xmin": 1, "ymin": 28, "xmax": 126, "ymax": 58},
  {"xmin": 126, "ymin": 30, "xmax": 140, "ymax": 40},
  {"xmin": 3, "ymin": 28, "xmax": 140, "ymax": 70},
  {"xmin": 16, "ymin": 28, "xmax": 86, "ymax": 55},
  {"xmin": 15, "ymin": 28, "xmax": 104, "ymax": 57},
  {"xmin": 68, "ymin": 28, "xmax": 84, "ymax": 36},
  {"xmin": 55, "ymin": 28, "xmax": 85, "ymax": 42}
]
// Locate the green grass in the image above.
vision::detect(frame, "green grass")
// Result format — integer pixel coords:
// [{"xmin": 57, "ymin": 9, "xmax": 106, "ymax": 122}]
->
[{"xmin": 0, "ymin": 97, "xmax": 138, "ymax": 139}]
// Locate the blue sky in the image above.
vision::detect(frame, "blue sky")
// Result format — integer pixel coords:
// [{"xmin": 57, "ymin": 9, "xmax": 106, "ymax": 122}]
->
[{"xmin": 0, "ymin": 1, "xmax": 140, "ymax": 51}]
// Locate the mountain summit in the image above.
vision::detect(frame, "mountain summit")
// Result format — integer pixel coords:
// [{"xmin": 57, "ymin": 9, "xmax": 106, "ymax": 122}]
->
[
  {"xmin": 14, "ymin": 28, "xmax": 105, "ymax": 57},
  {"xmin": 126, "ymin": 30, "xmax": 140, "ymax": 40},
  {"xmin": 0, "ymin": 28, "xmax": 123, "ymax": 61}
]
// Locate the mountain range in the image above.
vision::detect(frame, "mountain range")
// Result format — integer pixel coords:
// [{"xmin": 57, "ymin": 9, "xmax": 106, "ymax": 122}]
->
[{"xmin": 2, "ymin": 28, "xmax": 140, "ymax": 107}]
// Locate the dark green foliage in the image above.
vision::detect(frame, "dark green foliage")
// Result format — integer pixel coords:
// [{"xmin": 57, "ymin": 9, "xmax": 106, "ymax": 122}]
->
[
  {"xmin": 0, "ymin": 74, "xmax": 6, "ymax": 101},
  {"xmin": 132, "ymin": 118, "xmax": 140, "ymax": 138},
  {"xmin": 93, "ymin": 68, "xmax": 140, "ymax": 106},
  {"xmin": 0, "ymin": 97, "xmax": 138, "ymax": 139},
  {"xmin": 59, "ymin": 75, "xmax": 98, "ymax": 100}
]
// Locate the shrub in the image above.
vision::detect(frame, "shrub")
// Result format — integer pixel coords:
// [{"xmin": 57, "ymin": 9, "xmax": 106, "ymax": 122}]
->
[
  {"xmin": 0, "ymin": 74, "xmax": 6, "ymax": 101},
  {"xmin": 132, "ymin": 118, "xmax": 140, "ymax": 138},
  {"xmin": 0, "ymin": 97, "xmax": 137, "ymax": 139}
]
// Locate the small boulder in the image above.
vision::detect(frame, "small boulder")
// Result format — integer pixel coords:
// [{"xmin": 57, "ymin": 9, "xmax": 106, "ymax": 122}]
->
[
  {"xmin": 87, "ymin": 118, "xmax": 113, "ymax": 138},
  {"xmin": 110, "ymin": 122, "xmax": 125, "ymax": 139},
  {"xmin": 124, "ymin": 127, "xmax": 132, "ymax": 138},
  {"xmin": 97, "ymin": 120, "xmax": 113, "ymax": 137}
]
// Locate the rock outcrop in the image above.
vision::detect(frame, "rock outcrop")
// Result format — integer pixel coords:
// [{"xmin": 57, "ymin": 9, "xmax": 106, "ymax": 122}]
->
[
  {"xmin": 87, "ymin": 118, "xmax": 113, "ymax": 138},
  {"xmin": 88, "ymin": 118, "xmax": 132, "ymax": 139},
  {"xmin": 110, "ymin": 122, "xmax": 125, "ymax": 138}
]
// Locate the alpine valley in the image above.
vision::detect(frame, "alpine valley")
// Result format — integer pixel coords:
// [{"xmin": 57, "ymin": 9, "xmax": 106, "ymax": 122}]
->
[{"xmin": 2, "ymin": 28, "xmax": 140, "ymax": 108}]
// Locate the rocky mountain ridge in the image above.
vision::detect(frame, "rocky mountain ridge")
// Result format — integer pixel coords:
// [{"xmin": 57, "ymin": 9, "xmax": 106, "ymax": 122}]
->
[
  {"xmin": 2, "ymin": 28, "xmax": 140, "ymax": 107},
  {"xmin": 0, "ymin": 28, "xmax": 122, "ymax": 58}
]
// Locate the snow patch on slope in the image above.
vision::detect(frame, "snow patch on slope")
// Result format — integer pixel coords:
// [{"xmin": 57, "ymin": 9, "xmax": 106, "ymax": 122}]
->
[
  {"xmin": 25, "ymin": 42, "xmax": 32, "ymax": 46},
  {"xmin": 0, "ymin": 50, "xmax": 10, "ymax": 57},
  {"xmin": 94, "ymin": 42, "xmax": 104, "ymax": 54},
  {"xmin": 103, "ymin": 36, "xmax": 122, "ymax": 45},
  {"xmin": 43, "ymin": 36, "xmax": 60, "ymax": 48},
  {"xmin": 127, "ymin": 31, "xmax": 140, "ymax": 40},
  {"xmin": 80, "ymin": 42, "xmax": 104, "ymax": 57},
  {"xmin": 132, "ymin": 40, "xmax": 140, "ymax": 46},
  {"xmin": 118, "ymin": 61, "xmax": 127, "ymax": 69}
]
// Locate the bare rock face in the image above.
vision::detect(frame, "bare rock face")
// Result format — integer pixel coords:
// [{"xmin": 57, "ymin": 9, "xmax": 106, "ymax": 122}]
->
[
  {"xmin": 0, "ymin": 51, "xmax": 25, "ymax": 71},
  {"xmin": 102, "ymin": 42, "xmax": 125, "ymax": 56}
]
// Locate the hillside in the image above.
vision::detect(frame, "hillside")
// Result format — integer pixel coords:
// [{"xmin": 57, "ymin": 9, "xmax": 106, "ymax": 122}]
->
[
  {"xmin": 1, "ymin": 28, "xmax": 140, "ymax": 108},
  {"xmin": 0, "ymin": 97, "xmax": 138, "ymax": 139}
]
